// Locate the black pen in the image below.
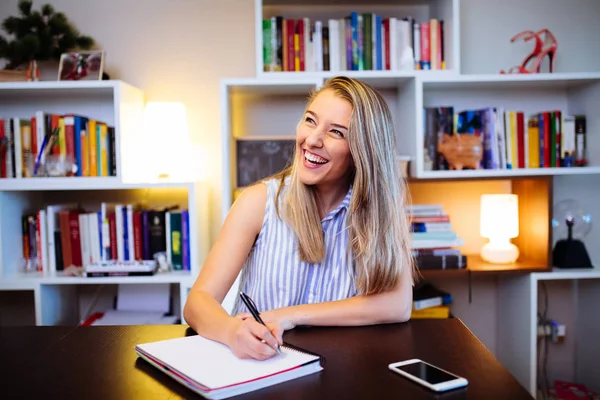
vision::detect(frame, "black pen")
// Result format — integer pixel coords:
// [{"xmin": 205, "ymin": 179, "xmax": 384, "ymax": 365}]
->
[{"xmin": 239, "ymin": 291, "xmax": 282, "ymax": 355}]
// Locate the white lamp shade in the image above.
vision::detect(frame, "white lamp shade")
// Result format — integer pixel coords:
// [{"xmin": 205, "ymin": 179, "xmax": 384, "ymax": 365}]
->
[
  {"xmin": 143, "ymin": 102, "xmax": 191, "ymax": 181},
  {"xmin": 480, "ymin": 194, "xmax": 519, "ymax": 239}
]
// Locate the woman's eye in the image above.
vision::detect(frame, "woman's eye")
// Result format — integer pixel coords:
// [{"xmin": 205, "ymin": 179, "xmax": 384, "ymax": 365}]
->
[
  {"xmin": 332, "ymin": 129, "xmax": 344, "ymax": 137},
  {"xmin": 305, "ymin": 117, "xmax": 315, "ymax": 124}
]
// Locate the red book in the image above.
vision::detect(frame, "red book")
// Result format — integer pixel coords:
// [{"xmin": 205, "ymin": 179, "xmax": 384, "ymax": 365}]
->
[
  {"xmin": 109, "ymin": 212, "xmax": 117, "ymax": 260},
  {"xmin": 383, "ymin": 19, "xmax": 390, "ymax": 70},
  {"xmin": 133, "ymin": 211, "xmax": 142, "ymax": 261},
  {"xmin": 554, "ymin": 110, "xmax": 562, "ymax": 166},
  {"xmin": 0, "ymin": 119, "xmax": 5, "ymax": 178},
  {"xmin": 542, "ymin": 112, "xmax": 551, "ymax": 167},
  {"xmin": 59, "ymin": 211, "xmax": 73, "ymax": 269},
  {"xmin": 516, "ymin": 112, "xmax": 525, "ymax": 168},
  {"xmin": 68, "ymin": 211, "xmax": 82, "ymax": 267},
  {"xmin": 30, "ymin": 117, "xmax": 37, "ymax": 164},
  {"xmin": 420, "ymin": 22, "xmax": 431, "ymax": 69},
  {"xmin": 411, "ymin": 216, "xmax": 450, "ymax": 223},
  {"xmin": 286, "ymin": 19, "xmax": 295, "ymax": 72},
  {"xmin": 298, "ymin": 19, "xmax": 305, "ymax": 72}
]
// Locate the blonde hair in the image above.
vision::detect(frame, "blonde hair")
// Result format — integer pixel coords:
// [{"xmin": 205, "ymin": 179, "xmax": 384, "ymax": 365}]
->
[{"xmin": 273, "ymin": 76, "xmax": 415, "ymax": 294}]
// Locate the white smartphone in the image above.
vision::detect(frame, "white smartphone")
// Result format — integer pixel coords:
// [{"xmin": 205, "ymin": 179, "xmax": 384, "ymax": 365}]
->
[{"xmin": 388, "ymin": 359, "xmax": 468, "ymax": 392}]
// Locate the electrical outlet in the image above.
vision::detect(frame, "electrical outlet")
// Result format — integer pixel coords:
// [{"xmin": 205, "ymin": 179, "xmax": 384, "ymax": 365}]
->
[{"xmin": 537, "ymin": 324, "xmax": 552, "ymax": 337}]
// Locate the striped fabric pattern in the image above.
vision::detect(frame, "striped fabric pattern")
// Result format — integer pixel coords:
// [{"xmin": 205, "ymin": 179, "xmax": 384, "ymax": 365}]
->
[{"xmin": 231, "ymin": 178, "xmax": 357, "ymax": 315}]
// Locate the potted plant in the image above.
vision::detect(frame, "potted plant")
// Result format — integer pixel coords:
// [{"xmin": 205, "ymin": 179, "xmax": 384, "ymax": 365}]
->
[{"xmin": 0, "ymin": 0, "xmax": 95, "ymax": 81}]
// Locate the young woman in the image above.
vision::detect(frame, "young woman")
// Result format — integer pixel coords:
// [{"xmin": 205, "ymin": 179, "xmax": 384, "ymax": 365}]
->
[{"xmin": 184, "ymin": 76, "xmax": 415, "ymax": 361}]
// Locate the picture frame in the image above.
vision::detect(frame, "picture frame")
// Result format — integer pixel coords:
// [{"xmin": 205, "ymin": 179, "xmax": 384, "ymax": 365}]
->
[{"xmin": 58, "ymin": 50, "xmax": 105, "ymax": 81}]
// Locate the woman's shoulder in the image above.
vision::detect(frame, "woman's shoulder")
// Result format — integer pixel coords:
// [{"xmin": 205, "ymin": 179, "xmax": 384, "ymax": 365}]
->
[{"xmin": 235, "ymin": 181, "xmax": 268, "ymax": 210}]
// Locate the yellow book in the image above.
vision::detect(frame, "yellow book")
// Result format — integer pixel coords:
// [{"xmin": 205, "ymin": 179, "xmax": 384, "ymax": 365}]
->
[
  {"xmin": 88, "ymin": 119, "xmax": 97, "ymax": 176},
  {"xmin": 411, "ymin": 305, "xmax": 450, "ymax": 319},
  {"xmin": 99, "ymin": 122, "xmax": 108, "ymax": 176},
  {"xmin": 528, "ymin": 115, "xmax": 540, "ymax": 168},
  {"xmin": 294, "ymin": 33, "xmax": 300, "ymax": 71},
  {"xmin": 510, "ymin": 111, "xmax": 518, "ymax": 169},
  {"xmin": 58, "ymin": 117, "xmax": 66, "ymax": 162}
]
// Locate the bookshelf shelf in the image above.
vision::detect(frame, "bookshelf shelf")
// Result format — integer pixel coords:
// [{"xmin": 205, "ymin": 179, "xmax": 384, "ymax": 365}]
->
[
  {"xmin": 415, "ymin": 166, "xmax": 600, "ymax": 180},
  {"xmin": 1, "ymin": 270, "xmax": 194, "ymax": 285},
  {"xmin": 420, "ymin": 71, "xmax": 600, "ymax": 89},
  {"xmin": 0, "ymin": 79, "xmax": 133, "ymax": 93},
  {"xmin": 0, "ymin": 178, "xmax": 197, "ymax": 191}
]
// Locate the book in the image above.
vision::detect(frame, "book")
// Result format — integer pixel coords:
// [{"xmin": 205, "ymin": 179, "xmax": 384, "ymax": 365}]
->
[
  {"xmin": 413, "ymin": 283, "xmax": 452, "ymax": 310},
  {"xmin": 135, "ymin": 335, "xmax": 324, "ymax": 399}
]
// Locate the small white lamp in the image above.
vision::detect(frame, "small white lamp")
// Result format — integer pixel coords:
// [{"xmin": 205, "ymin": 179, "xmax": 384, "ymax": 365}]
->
[
  {"xmin": 143, "ymin": 102, "xmax": 192, "ymax": 181},
  {"xmin": 480, "ymin": 194, "xmax": 519, "ymax": 264}
]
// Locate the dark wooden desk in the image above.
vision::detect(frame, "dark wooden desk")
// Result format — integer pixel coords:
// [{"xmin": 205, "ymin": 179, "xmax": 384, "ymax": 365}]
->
[{"xmin": 1, "ymin": 319, "xmax": 532, "ymax": 399}]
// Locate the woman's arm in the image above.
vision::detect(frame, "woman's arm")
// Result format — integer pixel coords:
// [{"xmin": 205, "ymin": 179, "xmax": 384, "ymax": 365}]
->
[
  {"xmin": 258, "ymin": 263, "xmax": 413, "ymax": 329},
  {"xmin": 183, "ymin": 184, "xmax": 281, "ymax": 360}
]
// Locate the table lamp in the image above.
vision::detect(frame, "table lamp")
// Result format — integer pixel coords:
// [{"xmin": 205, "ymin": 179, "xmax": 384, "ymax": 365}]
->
[
  {"xmin": 480, "ymin": 194, "xmax": 519, "ymax": 264},
  {"xmin": 143, "ymin": 102, "xmax": 191, "ymax": 181}
]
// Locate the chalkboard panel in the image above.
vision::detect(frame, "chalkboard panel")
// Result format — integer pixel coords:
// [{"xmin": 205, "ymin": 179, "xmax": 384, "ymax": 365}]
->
[{"xmin": 236, "ymin": 139, "xmax": 296, "ymax": 187}]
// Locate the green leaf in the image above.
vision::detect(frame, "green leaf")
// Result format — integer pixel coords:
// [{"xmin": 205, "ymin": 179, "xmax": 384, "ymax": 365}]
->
[
  {"xmin": 76, "ymin": 35, "xmax": 94, "ymax": 49},
  {"xmin": 21, "ymin": 33, "xmax": 40, "ymax": 55},
  {"xmin": 2, "ymin": 16, "xmax": 21, "ymax": 35},
  {"xmin": 41, "ymin": 3, "xmax": 55, "ymax": 17},
  {"xmin": 49, "ymin": 12, "xmax": 70, "ymax": 35},
  {"xmin": 0, "ymin": 36, "xmax": 8, "ymax": 57},
  {"xmin": 58, "ymin": 32, "xmax": 76, "ymax": 51},
  {"xmin": 18, "ymin": 0, "xmax": 32, "ymax": 17},
  {"xmin": 29, "ymin": 11, "xmax": 43, "ymax": 29}
]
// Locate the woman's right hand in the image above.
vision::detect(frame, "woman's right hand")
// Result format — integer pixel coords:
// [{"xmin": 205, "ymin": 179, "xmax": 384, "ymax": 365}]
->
[{"xmin": 227, "ymin": 317, "xmax": 281, "ymax": 360}]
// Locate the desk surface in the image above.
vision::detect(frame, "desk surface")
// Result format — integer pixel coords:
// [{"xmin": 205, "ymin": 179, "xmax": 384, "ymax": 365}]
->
[{"xmin": 1, "ymin": 319, "xmax": 532, "ymax": 399}]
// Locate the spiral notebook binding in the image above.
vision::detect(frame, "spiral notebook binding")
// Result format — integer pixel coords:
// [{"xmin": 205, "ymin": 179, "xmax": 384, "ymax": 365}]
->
[{"xmin": 282, "ymin": 341, "xmax": 326, "ymax": 367}]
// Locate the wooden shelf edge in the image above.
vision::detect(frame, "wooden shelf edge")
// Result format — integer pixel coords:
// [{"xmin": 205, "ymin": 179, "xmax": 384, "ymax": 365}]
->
[{"xmin": 417, "ymin": 255, "xmax": 551, "ymax": 276}]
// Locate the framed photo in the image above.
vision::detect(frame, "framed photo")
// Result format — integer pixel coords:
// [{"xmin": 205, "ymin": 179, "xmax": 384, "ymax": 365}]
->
[{"xmin": 58, "ymin": 50, "xmax": 105, "ymax": 81}]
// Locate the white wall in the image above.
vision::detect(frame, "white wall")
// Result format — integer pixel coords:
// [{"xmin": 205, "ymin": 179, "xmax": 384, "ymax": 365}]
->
[
  {"xmin": 0, "ymin": 0, "xmax": 256, "ymax": 245},
  {"xmin": 460, "ymin": 0, "xmax": 600, "ymax": 74}
]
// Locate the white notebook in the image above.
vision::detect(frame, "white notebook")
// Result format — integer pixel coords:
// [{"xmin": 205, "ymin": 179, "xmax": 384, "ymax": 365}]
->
[{"xmin": 135, "ymin": 335, "xmax": 323, "ymax": 399}]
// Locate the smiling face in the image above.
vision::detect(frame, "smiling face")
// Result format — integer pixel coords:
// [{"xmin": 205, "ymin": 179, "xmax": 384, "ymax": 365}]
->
[{"xmin": 296, "ymin": 89, "xmax": 354, "ymax": 189}]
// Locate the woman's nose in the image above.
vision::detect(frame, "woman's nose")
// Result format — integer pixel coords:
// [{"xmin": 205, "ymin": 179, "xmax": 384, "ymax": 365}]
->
[{"xmin": 305, "ymin": 128, "xmax": 324, "ymax": 147}]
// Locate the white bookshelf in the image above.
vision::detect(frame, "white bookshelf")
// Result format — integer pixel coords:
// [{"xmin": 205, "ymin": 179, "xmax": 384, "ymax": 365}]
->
[
  {"xmin": 218, "ymin": 0, "xmax": 600, "ymax": 396},
  {"xmin": 0, "ymin": 80, "xmax": 209, "ymax": 326}
]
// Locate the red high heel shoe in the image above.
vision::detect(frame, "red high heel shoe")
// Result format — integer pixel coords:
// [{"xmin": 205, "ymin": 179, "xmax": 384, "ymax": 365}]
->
[
  {"xmin": 530, "ymin": 29, "xmax": 557, "ymax": 73},
  {"xmin": 500, "ymin": 30, "xmax": 543, "ymax": 74}
]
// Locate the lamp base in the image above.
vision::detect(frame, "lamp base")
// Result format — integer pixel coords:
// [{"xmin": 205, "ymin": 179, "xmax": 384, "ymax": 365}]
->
[{"xmin": 481, "ymin": 241, "xmax": 519, "ymax": 264}]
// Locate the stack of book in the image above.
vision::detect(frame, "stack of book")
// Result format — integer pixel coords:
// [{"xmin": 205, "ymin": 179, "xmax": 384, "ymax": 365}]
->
[
  {"xmin": 408, "ymin": 204, "xmax": 467, "ymax": 270},
  {"xmin": 411, "ymin": 283, "xmax": 452, "ymax": 319}
]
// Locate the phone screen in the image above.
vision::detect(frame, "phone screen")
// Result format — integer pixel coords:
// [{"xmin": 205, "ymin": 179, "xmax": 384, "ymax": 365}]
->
[{"xmin": 395, "ymin": 361, "xmax": 458, "ymax": 384}]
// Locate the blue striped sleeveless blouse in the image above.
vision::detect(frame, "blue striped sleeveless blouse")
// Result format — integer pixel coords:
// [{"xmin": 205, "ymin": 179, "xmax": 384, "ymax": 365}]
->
[{"xmin": 231, "ymin": 177, "xmax": 357, "ymax": 315}]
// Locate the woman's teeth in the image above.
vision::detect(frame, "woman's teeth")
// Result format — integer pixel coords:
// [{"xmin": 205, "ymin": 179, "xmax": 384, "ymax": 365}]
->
[{"xmin": 305, "ymin": 152, "xmax": 328, "ymax": 164}]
